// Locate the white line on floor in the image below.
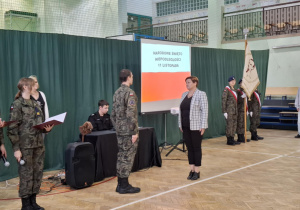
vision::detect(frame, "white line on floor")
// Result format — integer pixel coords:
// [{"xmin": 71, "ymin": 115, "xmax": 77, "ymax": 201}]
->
[
  {"xmin": 202, "ymin": 146, "xmax": 281, "ymax": 156},
  {"xmin": 111, "ymin": 155, "xmax": 283, "ymax": 210}
]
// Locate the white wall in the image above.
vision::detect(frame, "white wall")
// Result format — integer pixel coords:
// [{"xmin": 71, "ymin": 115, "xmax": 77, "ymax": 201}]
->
[
  {"xmin": 56, "ymin": 0, "xmax": 119, "ymax": 38},
  {"xmin": 224, "ymin": 0, "xmax": 299, "ymax": 13},
  {"xmin": 127, "ymin": 0, "xmax": 153, "ymax": 17},
  {"xmin": 0, "ymin": 0, "xmax": 121, "ymax": 38},
  {"xmin": 0, "ymin": 0, "xmax": 44, "ymax": 31}
]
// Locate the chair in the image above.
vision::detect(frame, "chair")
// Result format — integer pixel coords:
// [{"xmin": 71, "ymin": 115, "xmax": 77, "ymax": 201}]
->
[
  {"xmin": 291, "ymin": 20, "xmax": 300, "ymax": 33},
  {"xmin": 264, "ymin": 24, "xmax": 274, "ymax": 36},
  {"xmin": 230, "ymin": 28, "xmax": 239, "ymax": 39},
  {"xmin": 224, "ymin": 29, "xmax": 232, "ymax": 41},
  {"xmin": 274, "ymin": 22, "xmax": 286, "ymax": 35},
  {"xmin": 255, "ymin": 25, "xmax": 265, "ymax": 37},
  {"xmin": 198, "ymin": 32, "xmax": 207, "ymax": 43},
  {"xmin": 247, "ymin": 26, "xmax": 255, "ymax": 38},
  {"xmin": 187, "ymin": 34, "xmax": 196, "ymax": 43}
]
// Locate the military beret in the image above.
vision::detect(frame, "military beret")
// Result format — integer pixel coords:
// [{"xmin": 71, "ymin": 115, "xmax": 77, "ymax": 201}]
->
[
  {"xmin": 238, "ymin": 79, "xmax": 242, "ymax": 84},
  {"xmin": 228, "ymin": 76, "xmax": 235, "ymax": 82}
]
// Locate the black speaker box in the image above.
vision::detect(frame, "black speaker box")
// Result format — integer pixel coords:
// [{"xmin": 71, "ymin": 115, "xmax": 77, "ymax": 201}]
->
[{"xmin": 65, "ymin": 142, "xmax": 95, "ymax": 189}]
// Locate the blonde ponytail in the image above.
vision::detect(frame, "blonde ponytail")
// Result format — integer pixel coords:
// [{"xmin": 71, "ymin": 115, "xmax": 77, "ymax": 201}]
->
[{"xmin": 14, "ymin": 78, "xmax": 34, "ymax": 100}]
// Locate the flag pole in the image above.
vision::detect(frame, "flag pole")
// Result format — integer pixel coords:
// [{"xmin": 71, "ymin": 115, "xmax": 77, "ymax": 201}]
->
[{"xmin": 243, "ymin": 28, "xmax": 249, "ymax": 143}]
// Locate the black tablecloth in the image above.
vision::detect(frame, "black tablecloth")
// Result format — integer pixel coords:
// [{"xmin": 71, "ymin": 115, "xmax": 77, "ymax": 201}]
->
[{"xmin": 82, "ymin": 127, "xmax": 162, "ymax": 181}]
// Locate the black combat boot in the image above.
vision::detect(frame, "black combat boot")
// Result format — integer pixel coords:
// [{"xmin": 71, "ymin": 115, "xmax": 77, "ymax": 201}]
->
[
  {"xmin": 251, "ymin": 132, "xmax": 258, "ymax": 141},
  {"xmin": 237, "ymin": 134, "xmax": 245, "ymax": 143},
  {"xmin": 256, "ymin": 131, "xmax": 264, "ymax": 140},
  {"xmin": 233, "ymin": 137, "xmax": 241, "ymax": 145},
  {"xmin": 30, "ymin": 194, "xmax": 44, "ymax": 210},
  {"xmin": 227, "ymin": 137, "xmax": 235, "ymax": 146},
  {"xmin": 21, "ymin": 197, "xmax": 34, "ymax": 210},
  {"xmin": 118, "ymin": 177, "xmax": 140, "ymax": 194},
  {"xmin": 116, "ymin": 177, "xmax": 121, "ymax": 192}
]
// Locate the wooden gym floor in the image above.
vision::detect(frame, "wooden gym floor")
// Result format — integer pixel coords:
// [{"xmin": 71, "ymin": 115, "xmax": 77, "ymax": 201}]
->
[{"xmin": 1, "ymin": 128, "xmax": 300, "ymax": 210}]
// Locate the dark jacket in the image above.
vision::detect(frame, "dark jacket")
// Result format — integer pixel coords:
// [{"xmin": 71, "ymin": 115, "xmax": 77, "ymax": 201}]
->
[{"xmin": 88, "ymin": 112, "xmax": 113, "ymax": 131}]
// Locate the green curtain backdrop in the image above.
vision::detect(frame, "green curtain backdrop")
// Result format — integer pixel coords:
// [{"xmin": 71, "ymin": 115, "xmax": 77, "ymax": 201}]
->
[{"xmin": 0, "ymin": 30, "xmax": 269, "ymax": 181}]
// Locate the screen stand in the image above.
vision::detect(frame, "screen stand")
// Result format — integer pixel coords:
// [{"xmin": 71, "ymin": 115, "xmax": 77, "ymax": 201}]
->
[
  {"xmin": 165, "ymin": 114, "xmax": 186, "ymax": 156},
  {"xmin": 159, "ymin": 113, "xmax": 172, "ymax": 152}
]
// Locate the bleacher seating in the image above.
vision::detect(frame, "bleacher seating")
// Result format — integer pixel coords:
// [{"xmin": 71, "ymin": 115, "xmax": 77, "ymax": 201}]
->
[{"xmin": 259, "ymin": 87, "xmax": 298, "ymax": 130}]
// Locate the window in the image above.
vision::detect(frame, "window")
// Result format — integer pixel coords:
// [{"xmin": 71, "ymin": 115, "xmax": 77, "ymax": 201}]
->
[
  {"xmin": 157, "ymin": 0, "xmax": 208, "ymax": 17},
  {"xmin": 224, "ymin": 0, "xmax": 239, "ymax": 5},
  {"xmin": 127, "ymin": 13, "xmax": 153, "ymax": 35}
]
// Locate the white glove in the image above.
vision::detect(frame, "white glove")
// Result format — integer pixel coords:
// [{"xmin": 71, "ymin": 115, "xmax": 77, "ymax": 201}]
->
[
  {"xmin": 247, "ymin": 111, "xmax": 249, "ymax": 116},
  {"xmin": 241, "ymin": 93, "xmax": 246, "ymax": 98},
  {"xmin": 224, "ymin": 113, "xmax": 228, "ymax": 119},
  {"xmin": 250, "ymin": 112, "xmax": 253, "ymax": 117}
]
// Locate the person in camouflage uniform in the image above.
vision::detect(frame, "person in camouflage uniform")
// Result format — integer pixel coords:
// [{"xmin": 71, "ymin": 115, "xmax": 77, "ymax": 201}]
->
[
  {"xmin": 7, "ymin": 78, "xmax": 53, "ymax": 210},
  {"xmin": 248, "ymin": 88, "xmax": 264, "ymax": 140},
  {"xmin": 0, "ymin": 112, "xmax": 7, "ymax": 159},
  {"xmin": 111, "ymin": 69, "xmax": 140, "ymax": 194},
  {"xmin": 236, "ymin": 79, "xmax": 248, "ymax": 143},
  {"xmin": 222, "ymin": 76, "xmax": 240, "ymax": 146}
]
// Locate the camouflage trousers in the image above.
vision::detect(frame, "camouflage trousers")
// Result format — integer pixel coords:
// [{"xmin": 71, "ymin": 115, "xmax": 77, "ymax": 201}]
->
[
  {"xmin": 116, "ymin": 135, "xmax": 139, "ymax": 178},
  {"xmin": 19, "ymin": 147, "xmax": 45, "ymax": 198},
  {"xmin": 237, "ymin": 111, "xmax": 245, "ymax": 134},
  {"xmin": 250, "ymin": 109, "xmax": 261, "ymax": 132},
  {"xmin": 226, "ymin": 113, "xmax": 237, "ymax": 137}
]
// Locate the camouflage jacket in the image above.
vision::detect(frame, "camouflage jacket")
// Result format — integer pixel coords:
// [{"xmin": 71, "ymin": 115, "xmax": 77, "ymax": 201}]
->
[
  {"xmin": 0, "ymin": 111, "xmax": 3, "ymax": 146},
  {"xmin": 237, "ymin": 88, "xmax": 247, "ymax": 113},
  {"xmin": 222, "ymin": 86, "xmax": 237, "ymax": 115},
  {"xmin": 248, "ymin": 90, "xmax": 261, "ymax": 112},
  {"xmin": 111, "ymin": 84, "xmax": 138, "ymax": 136},
  {"xmin": 7, "ymin": 97, "xmax": 45, "ymax": 151}
]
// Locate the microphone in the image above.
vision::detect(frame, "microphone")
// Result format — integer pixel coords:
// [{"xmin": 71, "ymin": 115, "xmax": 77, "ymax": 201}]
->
[
  {"xmin": 20, "ymin": 159, "xmax": 25, "ymax": 165},
  {"xmin": 1, "ymin": 155, "xmax": 10, "ymax": 167},
  {"xmin": 0, "ymin": 150, "xmax": 10, "ymax": 167}
]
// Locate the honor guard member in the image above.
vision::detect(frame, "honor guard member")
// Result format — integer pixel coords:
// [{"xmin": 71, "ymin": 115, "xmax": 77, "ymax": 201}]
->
[
  {"xmin": 88, "ymin": 99, "xmax": 113, "ymax": 131},
  {"xmin": 7, "ymin": 78, "xmax": 53, "ymax": 210},
  {"xmin": 0, "ymin": 112, "xmax": 7, "ymax": 159},
  {"xmin": 111, "ymin": 69, "xmax": 140, "ymax": 194},
  {"xmin": 236, "ymin": 79, "xmax": 248, "ymax": 143},
  {"xmin": 248, "ymin": 88, "xmax": 264, "ymax": 140},
  {"xmin": 222, "ymin": 76, "xmax": 241, "ymax": 146}
]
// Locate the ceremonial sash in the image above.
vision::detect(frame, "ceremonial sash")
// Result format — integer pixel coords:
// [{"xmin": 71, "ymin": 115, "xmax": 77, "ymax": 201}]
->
[
  {"xmin": 226, "ymin": 86, "xmax": 237, "ymax": 102},
  {"xmin": 238, "ymin": 89, "xmax": 248, "ymax": 111},
  {"xmin": 254, "ymin": 91, "xmax": 261, "ymax": 107}
]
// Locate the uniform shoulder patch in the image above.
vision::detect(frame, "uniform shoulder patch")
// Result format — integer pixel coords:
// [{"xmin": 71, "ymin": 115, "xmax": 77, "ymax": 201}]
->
[
  {"xmin": 129, "ymin": 99, "xmax": 135, "ymax": 106},
  {"xmin": 10, "ymin": 105, "xmax": 14, "ymax": 110},
  {"xmin": 224, "ymin": 89, "xmax": 227, "ymax": 92},
  {"xmin": 130, "ymin": 92, "xmax": 134, "ymax": 96}
]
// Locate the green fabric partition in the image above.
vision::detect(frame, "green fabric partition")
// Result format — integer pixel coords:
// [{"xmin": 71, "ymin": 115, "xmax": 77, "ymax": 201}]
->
[
  {"xmin": 0, "ymin": 30, "xmax": 142, "ymax": 181},
  {"xmin": 0, "ymin": 30, "xmax": 269, "ymax": 181}
]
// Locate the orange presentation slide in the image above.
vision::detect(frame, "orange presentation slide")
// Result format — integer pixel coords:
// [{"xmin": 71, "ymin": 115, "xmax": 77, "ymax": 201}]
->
[{"xmin": 141, "ymin": 72, "xmax": 190, "ymax": 103}]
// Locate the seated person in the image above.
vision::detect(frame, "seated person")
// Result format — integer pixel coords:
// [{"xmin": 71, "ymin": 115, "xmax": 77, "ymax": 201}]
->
[{"xmin": 88, "ymin": 100, "xmax": 113, "ymax": 131}]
